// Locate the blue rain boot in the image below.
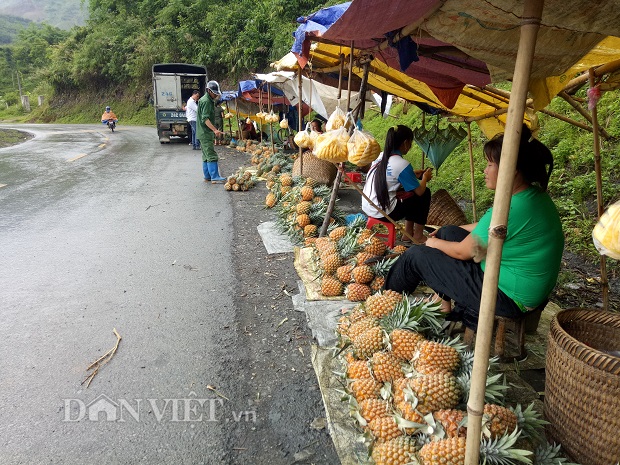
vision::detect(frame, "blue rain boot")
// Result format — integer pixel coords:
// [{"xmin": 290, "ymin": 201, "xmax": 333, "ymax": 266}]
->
[
  {"xmin": 202, "ymin": 161, "xmax": 211, "ymax": 182},
  {"xmin": 208, "ymin": 161, "xmax": 226, "ymax": 184}
]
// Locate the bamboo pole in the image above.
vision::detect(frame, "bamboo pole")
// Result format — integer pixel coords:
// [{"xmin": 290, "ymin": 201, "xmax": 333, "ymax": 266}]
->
[
  {"xmin": 467, "ymin": 122, "xmax": 478, "ymax": 221},
  {"xmin": 559, "ymin": 91, "xmax": 610, "ymax": 139},
  {"xmin": 225, "ymin": 102, "xmax": 232, "ymax": 139},
  {"xmin": 234, "ymin": 98, "xmax": 242, "ymax": 141},
  {"xmin": 297, "ymin": 68, "xmax": 304, "ymax": 176},
  {"xmin": 319, "ymin": 43, "xmax": 358, "ymax": 238},
  {"xmin": 337, "ymin": 53, "xmax": 345, "ymax": 100},
  {"xmin": 464, "ymin": 2, "xmax": 543, "ymax": 464},
  {"xmin": 346, "ymin": 41, "xmax": 354, "ymax": 111},
  {"xmin": 268, "ymin": 85, "xmax": 275, "ymax": 154},
  {"xmin": 588, "ymin": 69, "xmax": 609, "ymax": 310}
]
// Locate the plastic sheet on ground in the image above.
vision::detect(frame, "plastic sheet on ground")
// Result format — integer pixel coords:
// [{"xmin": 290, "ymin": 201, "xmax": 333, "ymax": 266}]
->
[
  {"xmin": 257, "ymin": 221, "xmax": 294, "ymax": 254},
  {"xmin": 311, "ymin": 344, "xmax": 368, "ymax": 465},
  {"xmin": 292, "ymin": 280, "xmax": 356, "ymax": 347}
]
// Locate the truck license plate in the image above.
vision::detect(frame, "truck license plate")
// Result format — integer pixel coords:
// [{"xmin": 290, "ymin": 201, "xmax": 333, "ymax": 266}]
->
[{"xmin": 173, "ymin": 124, "xmax": 186, "ymax": 133}]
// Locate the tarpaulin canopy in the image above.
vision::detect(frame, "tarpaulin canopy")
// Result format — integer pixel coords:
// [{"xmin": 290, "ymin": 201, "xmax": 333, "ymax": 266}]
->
[
  {"xmin": 286, "ymin": 0, "xmax": 620, "ymax": 135},
  {"xmin": 255, "ymin": 71, "xmax": 371, "ymax": 120}
]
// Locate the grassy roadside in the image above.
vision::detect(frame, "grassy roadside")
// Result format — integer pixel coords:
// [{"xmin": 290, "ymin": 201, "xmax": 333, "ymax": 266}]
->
[{"xmin": 0, "ymin": 128, "xmax": 34, "ymax": 147}]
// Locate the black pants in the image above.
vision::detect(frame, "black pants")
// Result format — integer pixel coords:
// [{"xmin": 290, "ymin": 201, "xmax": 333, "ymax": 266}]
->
[
  {"xmin": 384, "ymin": 187, "xmax": 431, "ymax": 225},
  {"xmin": 384, "ymin": 225, "xmax": 522, "ymax": 330}
]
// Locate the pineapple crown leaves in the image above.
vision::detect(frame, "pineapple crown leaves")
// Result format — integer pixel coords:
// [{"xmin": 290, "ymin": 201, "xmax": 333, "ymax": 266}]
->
[
  {"xmin": 348, "ymin": 214, "xmax": 368, "ymax": 231},
  {"xmin": 379, "ymin": 381, "xmax": 392, "ymax": 401},
  {"xmin": 457, "ymin": 371, "xmax": 508, "ymax": 407},
  {"xmin": 532, "ymin": 442, "xmax": 580, "ymax": 465},
  {"xmin": 388, "ymin": 295, "xmax": 445, "ymax": 335},
  {"xmin": 313, "ymin": 184, "xmax": 331, "ymax": 198},
  {"xmin": 509, "ymin": 403, "xmax": 548, "ymax": 441},
  {"xmin": 479, "ymin": 427, "xmax": 533, "ymax": 465},
  {"xmin": 428, "ymin": 335, "xmax": 468, "ymax": 353},
  {"xmin": 371, "ymin": 256, "xmax": 399, "ymax": 277}
]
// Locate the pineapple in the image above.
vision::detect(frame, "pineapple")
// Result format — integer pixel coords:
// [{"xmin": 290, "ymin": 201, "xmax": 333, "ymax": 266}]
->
[
  {"xmin": 368, "ymin": 416, "xmax": 403, "ymax": 442},
  {"xmin": 396, "ymin": 400, "xmax": 425, "ymax": 425},
  {"xmin": 410, "ymin": 373, "xmax": 462, "ymax": 414},
  {"xmin": 303, "ymin": 224, "xmax": 318, "ymax": 237},
  {"xmin": 370, "ymin": 276, "xmax": 385, "ymax": 293},
  {"xmin": 321, "ymin": 276, "xmax": 344, "ymax": 297},
  {"xmin": 389, "ymin": 329, "xmax": 425, "ymax": 361},
  {"xmin": 320, "ymin": 252, "xmax": 343, "ymax": 274},
  {"xmin": 357, "ymin": 251, "xmax": 377, "ymax": 264},
  {"xmin": 352, "ymin": 265, "xmax": 375, "ymax": 284},
  {"xmin": 350, "ymin": 378, "xmax": 382, "ymax": 402},
  {"xmin": 353, "ymin": 326, "xmax": 385, "ymax": 359},
  {"xmin": 365, "ymin": 236, "xmax": 388, "ymax": 257},
  {"xmin": 433, "ymin": 409, "xmax": 467, "ymax": 438},
  {"xmin": 419, "ymin": 437, "xmax": 466, "ymax": 465},
  {"xmin": 265, "ymin": 192, "xmax": 277, "ymax": 208},
  {"xmin": 305, "ymin": 177, "xmax": 316, "ymax": 187},
  {"xmin": 346, "ymin": 283, "xmax": 372, "ymax": 302},
  {"xmin": 371, "ymin": 351, "xmax": 403, "ymax": 382},
  {"xmin": 483, "ymin": 404, "xmax": 518, "ymax": 439},
  {"xmin": 280, "ymin": 185, "xmax": 292, "ymax": 194},
  {"xmin": 357, "ymin": 228, "xmax": 374, "ymax": 244},
  {"xmin": 414, "ymin": 340, "xmax": 461, "ymax": 374},
  {"xmin": 280, "ymin": 174, "xmax": 293, "ymax": 186},
  {"xmin": 296, "ymin": 213, "xmax": 311, "ymax": 228},
  {"xmin": 391, "ymin": 245, "xmax": 408, "ymax": 255},
  {"xmin": 300, "ymin": 185, "xmax": 314, "ymax": 201},
  {"xmin": 296, "ymin": 201, "xmax": 312, "ymax": 215},
  {"xmin": 347, "ymin": 316, "xmax": 379, "ymax": 340},
  {"xmin": 329, "ymin": 226, "xmax": 348, "ymax": 241},
  {"xmin": 371, "ymin": 436, "xmax": 417, "ymax": 465},
  {"xmin": 366, "ymin": 291, "xmax": 401, "ymax": 318},
  {"xmin": 336, "ymin": 264, "xmax": 354, "ymax": 284},
  {"xmin": 359, "ymin": 399, "xmax": 391, "ymax": 423},
  {"xmin": 347, "ymin": 359, "xmax": 373, "ymax": 379}
]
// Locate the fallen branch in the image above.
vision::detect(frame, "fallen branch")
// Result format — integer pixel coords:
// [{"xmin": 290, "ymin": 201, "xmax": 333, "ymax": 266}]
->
[{"xmin": 81, "ymin": 328, "xmax": 122, "ymax": 388}]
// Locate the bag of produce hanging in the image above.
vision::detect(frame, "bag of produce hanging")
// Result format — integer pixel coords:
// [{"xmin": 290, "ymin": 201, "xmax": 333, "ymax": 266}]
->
[
  {"xmin": 592, "ymin": 200, "xmax": 620, "ymax": 259},
  {"xmin": 347, "ymin": 128, "xmax": 381, "ymax": 166},
  {"xmin": 294, "ymin": 123, "xmax": 313, "ymax": 149},
  {"xmin": 325, "ymin": 107, "xmax": 346, "ymax": 131},
  {"xmin": 313, "ymin": 126, "xmax": 349, "ymax": 164},
  {"xmin": 279, "ymin": 117, "xmax": 288, "ymax": 129}
]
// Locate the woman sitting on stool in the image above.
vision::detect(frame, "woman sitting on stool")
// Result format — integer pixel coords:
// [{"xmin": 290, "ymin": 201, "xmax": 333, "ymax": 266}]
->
[
  {"xmin": 384, "ymin": 124, "xmax": 564, "ymax": 329},
  {"xmin": 362, "ymin": 125, "xmax": 433, "ymax": 245}
]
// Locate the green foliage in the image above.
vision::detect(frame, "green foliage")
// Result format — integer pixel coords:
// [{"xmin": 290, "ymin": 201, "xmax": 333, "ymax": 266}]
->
[{"xmin": 0, "ymin": 14, "xmax": 31, "ymax": 45}]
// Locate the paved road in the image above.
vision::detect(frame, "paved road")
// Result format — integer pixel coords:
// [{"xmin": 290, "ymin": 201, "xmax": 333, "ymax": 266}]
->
[{"xmin": 0, "ymin": 124, "xmax": 241, "ymax": 464}]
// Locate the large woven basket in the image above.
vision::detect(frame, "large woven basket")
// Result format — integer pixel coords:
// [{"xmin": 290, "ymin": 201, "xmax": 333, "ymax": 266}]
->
[
  {"xmin": 292, "ymin": 150, "xmax": 338, "ymax": 186},
  {"xmin": 544, "ymin": 308, "xmax": 620, "ymax": 465},
  {"xmin": 427, "ymin": 189, "xmax": 468, "ymax": 227}
]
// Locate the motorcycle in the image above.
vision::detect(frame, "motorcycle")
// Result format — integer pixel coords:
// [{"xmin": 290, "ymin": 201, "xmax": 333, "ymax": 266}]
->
[{"xmin": 106, "ymin": 120, "xmax": 117, "ymax": 132}]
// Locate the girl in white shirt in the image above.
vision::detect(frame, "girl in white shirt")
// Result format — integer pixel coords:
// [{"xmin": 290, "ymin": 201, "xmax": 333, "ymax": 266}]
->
[{"xmin": 362, "ymin": 125, "xmax": 433, "ymax": 244}]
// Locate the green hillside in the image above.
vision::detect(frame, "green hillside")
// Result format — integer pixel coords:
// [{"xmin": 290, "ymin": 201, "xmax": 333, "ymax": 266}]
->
[
  {"xmin": 0, "ymin": 0, "xmax": 86, "ymax": 30},
  {"xmin": 0, "ymin": 14, "xmax": 30, "ymax": 44}
]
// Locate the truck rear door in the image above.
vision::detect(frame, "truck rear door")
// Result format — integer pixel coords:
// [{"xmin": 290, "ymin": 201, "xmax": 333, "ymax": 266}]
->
[{"xmin": 153, "ymin": 75, "xmax": 181, "ymax": 109}]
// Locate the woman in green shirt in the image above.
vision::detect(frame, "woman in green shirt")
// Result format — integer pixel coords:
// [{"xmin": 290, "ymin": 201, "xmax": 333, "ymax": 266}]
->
[{"xmin": 384, "ymin": 125, "xmax": 564, "ymax": 330}]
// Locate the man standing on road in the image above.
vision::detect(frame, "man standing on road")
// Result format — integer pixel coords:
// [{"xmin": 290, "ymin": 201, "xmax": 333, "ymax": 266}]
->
[
  {"xmin": 186, "ymin": 90, "xmax": 201, "ymax": 150},
  {"xmin": 196, "ymin": 80, "xmax": 226, "ymax": 183}
]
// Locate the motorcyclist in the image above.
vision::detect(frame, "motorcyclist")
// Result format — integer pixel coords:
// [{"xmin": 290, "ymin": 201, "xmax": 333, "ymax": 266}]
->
[{"xmin": 101, "ymin": 106, "xmax": 118, "ymax": 126}]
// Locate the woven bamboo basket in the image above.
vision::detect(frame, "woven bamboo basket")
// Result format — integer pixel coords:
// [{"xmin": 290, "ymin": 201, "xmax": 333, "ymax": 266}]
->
[
  {"xmin": 292, "ymin": 150, "xmax": 338, "ymax": 186},
  {"xmin": 544, "ymin": 309, "xmax": 620, "ymax": 465},
  {"xmin": 427, "ymin": 189, "xmax": 468, "ymax": 227}
]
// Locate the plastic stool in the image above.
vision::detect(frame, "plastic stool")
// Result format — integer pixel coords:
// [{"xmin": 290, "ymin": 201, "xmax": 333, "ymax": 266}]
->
[{"xmin": 366, "ymin": 217, "xmax": 397, "ymax": 248}]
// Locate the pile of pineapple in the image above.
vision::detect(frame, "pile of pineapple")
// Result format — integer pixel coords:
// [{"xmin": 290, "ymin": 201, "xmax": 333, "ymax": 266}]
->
[
  {"xmin": 337, "ymin": 291, "xmax": 571, "ymax": 465},
  {"xmin": 265, "ymin": 173, "xmax": 340, "ymax": 243},
  {"xmin": 310, "ymin": 219, "xmax": 408, "ymax": 300},
  {"xmin": 224, "ymin": 168, "xmax": 257, "ymax": 192}
]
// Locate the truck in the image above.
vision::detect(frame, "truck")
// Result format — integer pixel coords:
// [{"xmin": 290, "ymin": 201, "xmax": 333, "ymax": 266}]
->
[{"xmin": 152, "ymin": 63, "xmax": 208, "ymax": 143}]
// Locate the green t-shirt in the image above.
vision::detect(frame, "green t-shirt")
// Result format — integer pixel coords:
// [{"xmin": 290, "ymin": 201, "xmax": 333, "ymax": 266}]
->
[
  {"xmin": 196, "ymin": 93, "xmax": 216, "ymax": 140},
  {"xmin": 472, "ymin": 186, "xmax": 564, "ymax": 309}
]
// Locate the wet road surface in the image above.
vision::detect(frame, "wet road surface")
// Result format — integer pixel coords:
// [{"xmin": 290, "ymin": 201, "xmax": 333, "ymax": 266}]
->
[{"xmin": 0, "ymin": 124, "xmax": 239, "ymax": 464}]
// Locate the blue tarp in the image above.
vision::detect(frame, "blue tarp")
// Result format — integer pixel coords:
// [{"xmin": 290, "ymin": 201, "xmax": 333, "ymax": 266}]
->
[
  {"xmin": 238, "ymin": 80, "xmax": 285, "ymax": 96},
  {"xmin": 219, "ymin": 90, "xmax": 239, "ymax": 102},
  {"xmin": 291, "ymin": 2, "xmax": 350, "ymax": 55}
]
